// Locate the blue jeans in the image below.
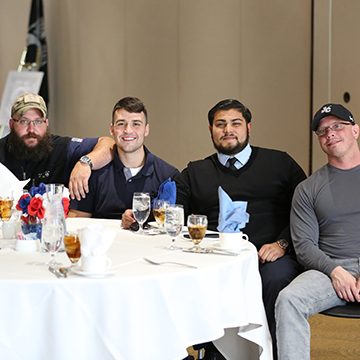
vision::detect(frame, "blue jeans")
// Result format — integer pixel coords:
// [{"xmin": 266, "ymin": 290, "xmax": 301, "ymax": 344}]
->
[{"xmin": 275, "ymin": 258, "xmax": 360, "ymax": 360}]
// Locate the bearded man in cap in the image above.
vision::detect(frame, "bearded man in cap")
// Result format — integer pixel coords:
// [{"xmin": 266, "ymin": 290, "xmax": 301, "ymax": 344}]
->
[
  {"xmin": 0, "ymin": 93, "xmax": 115, "ymax": 200},
  {"xmin": 275, "ymin": 103, "xmax": 360, "ymax": 360}
]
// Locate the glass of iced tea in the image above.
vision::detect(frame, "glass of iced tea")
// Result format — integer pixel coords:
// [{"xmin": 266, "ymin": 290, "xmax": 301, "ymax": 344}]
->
[
  {"xmin": 64, "ymin": 231, "xmax": 81, "ymax": 266},
  {"xmin": 187, "ymin": 215, "xmax": 208, "ymax": 251},
  {"xmin": 0, "ymin": 197, "xmax": 13, "ymax": 222},
  {"xmin": 152, "ymin": 199, "xmax": 170, "ymax": 228}
]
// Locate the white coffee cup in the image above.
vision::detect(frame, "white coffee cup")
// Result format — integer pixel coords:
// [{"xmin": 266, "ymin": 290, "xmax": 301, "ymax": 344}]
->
[
  {"xmin": 219, "ymin": 232, "xmax": 249, "ymax": 249},
  {"xmin": 81, "ymin": 255, "xmax": 112, "ymax": 273},
  {"xmin": 2, "ymin": 222, "xmax": 15, "ymax": 239},
  {"xmin": 15, "ymin": 239, "xmax": 40, "ymax": 252}
]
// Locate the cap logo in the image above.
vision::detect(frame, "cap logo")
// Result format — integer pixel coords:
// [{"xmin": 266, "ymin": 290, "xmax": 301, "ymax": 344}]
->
[
  {"xmin": 23, "ymin": 94, "xmax": 41, "ymax": 104},
  {"xmin": 321, "ymin": 105, "xmax": 332, "ymax": 114}
]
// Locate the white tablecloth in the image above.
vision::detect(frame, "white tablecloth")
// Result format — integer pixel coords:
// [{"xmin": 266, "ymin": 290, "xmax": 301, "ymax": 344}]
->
[{"xmin": 0, "ymin": 218, "xmax": 272, "ymax": 360}]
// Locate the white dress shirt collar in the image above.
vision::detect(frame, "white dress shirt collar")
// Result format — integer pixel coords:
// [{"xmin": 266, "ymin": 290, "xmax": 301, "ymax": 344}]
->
[{"xmin": 217, "ymin": 143, "xmax": 252, "ymax": 170}]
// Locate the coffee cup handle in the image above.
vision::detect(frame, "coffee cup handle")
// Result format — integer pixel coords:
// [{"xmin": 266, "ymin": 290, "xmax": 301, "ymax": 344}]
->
[
  {"xmin": 242, "ymin": 233, "xmax": 249, "ymax": 241},
  {"xmin": 106, "ymin": 258, "xmax": 112, "ymax": 269}
]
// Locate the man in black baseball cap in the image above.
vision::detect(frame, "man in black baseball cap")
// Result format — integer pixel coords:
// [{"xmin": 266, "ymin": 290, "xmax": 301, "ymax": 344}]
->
[
  {"xmin": 311, "ymin": 103, "xmax": 355, "ymax": 132},
  {"xmin": 276, "ymin": 102, "xmax": 360, "ymax": 360}
]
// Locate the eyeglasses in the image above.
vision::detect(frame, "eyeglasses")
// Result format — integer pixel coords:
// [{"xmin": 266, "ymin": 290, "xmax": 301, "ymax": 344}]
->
[
  {"xmin": 315, "ymin": 122, "xmax": 352, "ymax": 137},
  {"xmin": 12, "ymin": 118, "xmax": 47, "ymax": 127}
]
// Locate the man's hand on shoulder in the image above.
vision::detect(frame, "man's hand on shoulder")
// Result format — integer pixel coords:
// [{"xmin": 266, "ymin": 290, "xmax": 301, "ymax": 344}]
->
[
  {"xmin": 121, "ymin": 209, "xmax": 136, "ymax": 229},
  {"xmin": 330, "ymin": 266, "xmax": 360, "ymax": 302},
  {"xmin": 258, "ymin": 242, "xmax": 286, "ymax": 264},
  {"xmin": 69, "ymin": 160, "xmax": 92, "ymax": 200}
]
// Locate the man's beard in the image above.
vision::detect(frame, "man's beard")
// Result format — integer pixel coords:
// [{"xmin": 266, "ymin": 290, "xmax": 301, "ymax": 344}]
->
[
  {"xmin": 7, "ymin": 127, "xmax": 53, "ymax": 162},
  {"xmin": 211, "ymin": 130, "xmax": 250, "ymax": 155}
]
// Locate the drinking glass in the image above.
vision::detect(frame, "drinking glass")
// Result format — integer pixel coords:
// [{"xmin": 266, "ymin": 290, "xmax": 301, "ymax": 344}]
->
[
  {"xmin": 45, "ymin": 184, "xmax": 64, "ymax": 201},
  {"xmin": 152, "ymin": 199, "xmax": 170, "ymax": 228},
  {"xmin": 0, "ymin": 197, "xmax": 13, "ymax": 222},
  {"xmin": 42, "ymin": 218, "xmax": 63, "ymax": 266},
  {"xmin": 64, "ymin": 231, "xmax": 81, "ymax": 266},
  {"xmin": 132, "ymin": 192, "xmax": 150, "ymax": 234},
  {"xmin": 45, "ymin": 183, "xmax": 67, "ymax": 250},
  {"xmin": 164, "ymin": 204, "xmax": 184, "ymax": 250},
  {"xmin": 187, "ymin": 215, "xmax": 208, "ymax": 251}
]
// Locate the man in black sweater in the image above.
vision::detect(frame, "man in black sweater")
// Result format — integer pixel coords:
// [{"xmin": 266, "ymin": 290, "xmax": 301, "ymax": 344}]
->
[{"xmin": 176, "ymin": 99, "xmax": 306, "ymax": 360}]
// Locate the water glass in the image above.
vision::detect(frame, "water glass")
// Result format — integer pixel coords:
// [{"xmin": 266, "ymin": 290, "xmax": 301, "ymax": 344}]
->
[
  {"xmin": 164, "ymin": 204, "xmax": 184, "ymax": 250},
  {"xmin": 132, "ymin": 192, "xmax": 150, "ymax": 234}
]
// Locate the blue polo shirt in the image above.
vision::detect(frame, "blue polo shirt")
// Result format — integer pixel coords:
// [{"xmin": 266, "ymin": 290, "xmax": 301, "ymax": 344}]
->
[{"xmin": 70, "ymin": 146, "xmax": 180, "ymax": 219}]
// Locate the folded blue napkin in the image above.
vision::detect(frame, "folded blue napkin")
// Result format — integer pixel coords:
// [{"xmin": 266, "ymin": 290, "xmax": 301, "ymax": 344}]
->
[
  {"xmin": 217, "ymin": 186, "xmax": 250, "ymax": 233},
  {"xmin": 152, "ymin": 178, "xmax": 177, "ymax": 205}
]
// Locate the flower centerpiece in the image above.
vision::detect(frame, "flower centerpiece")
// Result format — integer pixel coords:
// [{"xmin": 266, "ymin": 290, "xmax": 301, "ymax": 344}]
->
[{"xmin": 16, "ymin": 183, "xmax": 70, "ymax": 240}]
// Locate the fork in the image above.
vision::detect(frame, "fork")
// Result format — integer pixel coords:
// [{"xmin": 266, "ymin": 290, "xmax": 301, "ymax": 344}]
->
[{"xmin": 143, "ymin": 257, "xmax": 197, "ymax": 269}]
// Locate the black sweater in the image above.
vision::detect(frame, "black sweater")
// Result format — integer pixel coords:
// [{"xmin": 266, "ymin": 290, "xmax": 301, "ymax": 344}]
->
[{"xmin": 175, "ymin": 146, "xmax": 306, "ymax": 251}]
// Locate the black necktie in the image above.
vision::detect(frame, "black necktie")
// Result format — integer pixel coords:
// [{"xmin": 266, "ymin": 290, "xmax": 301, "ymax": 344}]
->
[{"xmin": 227, "ymin": 157, "xmax": 237, "ymax": 171}]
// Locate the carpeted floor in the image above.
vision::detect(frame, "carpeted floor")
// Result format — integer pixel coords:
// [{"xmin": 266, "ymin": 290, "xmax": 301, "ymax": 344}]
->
[
  {"xmin": 310, "ymin": 313, "xmax": 360, "ymax": 359},
  {"xmin": 187, "ymin": 313, "xmax": 360, "ymax": 359}
]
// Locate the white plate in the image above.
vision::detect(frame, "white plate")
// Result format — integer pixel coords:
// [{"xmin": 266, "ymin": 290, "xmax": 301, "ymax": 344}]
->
[
  {"xmin": 72, "ymin": 267, "xmax": 117, "ymax": 278},
  {"xmin": 212, "ymin": 242, "xmax": 245, "ymax": 252}
]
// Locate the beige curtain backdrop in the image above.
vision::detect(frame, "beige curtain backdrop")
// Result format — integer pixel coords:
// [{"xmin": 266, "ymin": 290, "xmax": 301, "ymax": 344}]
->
[{"xmin": 1, "ymin": 0, "xmax": 311, "ymax": 174}]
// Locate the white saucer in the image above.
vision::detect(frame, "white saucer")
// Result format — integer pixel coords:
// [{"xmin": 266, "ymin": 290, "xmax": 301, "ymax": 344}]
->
[
  {"xmin": 72, "ymin": 267, "xmax": 117, "ymax": 278},
  {"xmin": 148, "ymin": 221, "xmax": 160, "ymax": 228},
  {"xmin": 212, "ymin": 242, "xmax": 245, "ymax": 252}
]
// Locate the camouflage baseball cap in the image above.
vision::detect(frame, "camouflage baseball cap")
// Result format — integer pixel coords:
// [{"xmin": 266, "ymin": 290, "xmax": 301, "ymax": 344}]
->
[{"xmin": 11, "ymin": 93, "xmax": 47, "ymax": 118}]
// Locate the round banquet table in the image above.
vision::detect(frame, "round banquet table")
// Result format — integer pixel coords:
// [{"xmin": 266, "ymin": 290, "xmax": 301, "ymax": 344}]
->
[{"xmin": 0, "ymin": 218, "xmax": 272, "ymax": 360}]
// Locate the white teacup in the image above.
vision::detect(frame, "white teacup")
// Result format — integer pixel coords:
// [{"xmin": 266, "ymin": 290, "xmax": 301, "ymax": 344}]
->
[
  {"xmin": 2, "ymin": 222, "xmax": 15, "ymax": 239},
  {"xmin": 15, "ymin": 239, "xmax": 40, "ymax": 252},
  {"xmin": 81, "ymin": 255, "xmax": 112, "ymax": 273},
  {"xmin": 219, "ymin": 232, "xmax": 249, "ymax": 249}
]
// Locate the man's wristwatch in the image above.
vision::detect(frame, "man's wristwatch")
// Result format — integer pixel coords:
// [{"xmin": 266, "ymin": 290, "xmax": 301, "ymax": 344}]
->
[
  {"xmin": 79, "ymin": 155, "xmax": 93, "ymax": 170},
  {"xmin": 277, "ymin": 239, "xmax": 289, "ymax": 250}
]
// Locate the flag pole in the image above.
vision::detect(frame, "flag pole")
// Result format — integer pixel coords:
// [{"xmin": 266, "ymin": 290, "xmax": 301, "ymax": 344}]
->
[
  {"xmin": 18, "ymin": 46, "xmax": 39, "ymax": 72},
  {"xmin": 17, "ymin": 47, "xmax": 28, "ymax": 72}
]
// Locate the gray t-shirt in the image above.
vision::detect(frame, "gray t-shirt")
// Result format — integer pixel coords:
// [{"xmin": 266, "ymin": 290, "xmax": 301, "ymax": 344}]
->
[{"xmin": 291, "ymin": 163, "xmax": 360, "ymax": 276}]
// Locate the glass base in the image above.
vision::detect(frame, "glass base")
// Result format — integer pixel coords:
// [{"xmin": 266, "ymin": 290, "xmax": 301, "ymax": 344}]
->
[
  {"xmin": 165, "ymin": 244, "xmax": 182, "ymax": 250},
  {"xmin": 44, "ymin": 260, "xmax": 62, "ymax": 266},
  {"xmin": 188, "ymin": 245, "xmax": 203, "ymax": 252}
]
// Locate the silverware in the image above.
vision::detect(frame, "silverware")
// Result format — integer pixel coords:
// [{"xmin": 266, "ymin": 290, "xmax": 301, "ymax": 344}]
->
[
  {"xmin": 58, "ymin": 267, "xmax": 70, "ymax": 278},
  {"xmin": 207, "ymin": 248, "xmax": 239, "ymax": 256},
  {"xmin": 182, "ymin": 248, "xmax": 238, "ymax": 256},
  {"xmin": 48, "ymin": 266, "xmax": 64, "ymax": 278},
  {"xmin": 143, "ymin": 257, "xmax": 197, "ymax": 269}
]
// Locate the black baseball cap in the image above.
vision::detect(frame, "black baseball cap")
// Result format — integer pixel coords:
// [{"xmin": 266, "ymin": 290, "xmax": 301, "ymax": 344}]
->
[{"xmin": 311, "ymin": 103, "xmax": 355, "ymax": 131}]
